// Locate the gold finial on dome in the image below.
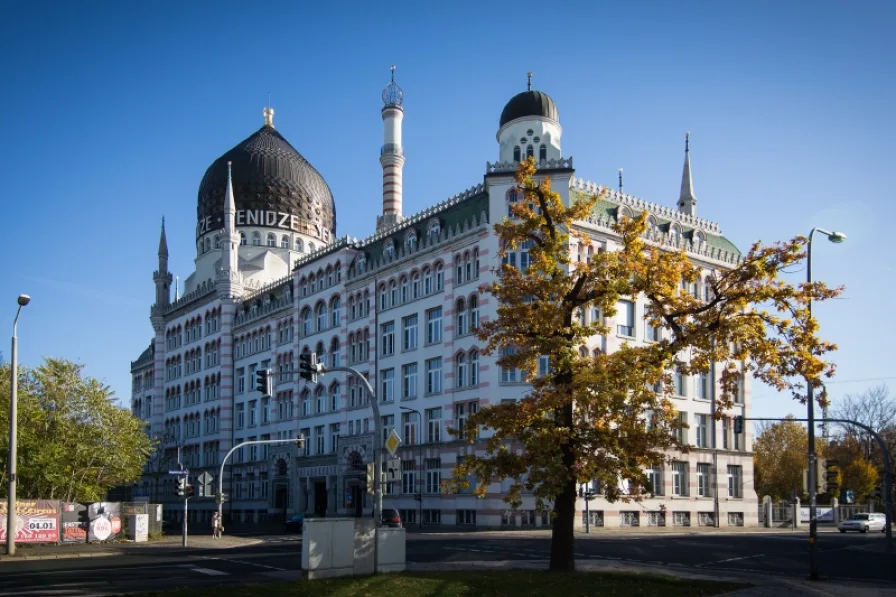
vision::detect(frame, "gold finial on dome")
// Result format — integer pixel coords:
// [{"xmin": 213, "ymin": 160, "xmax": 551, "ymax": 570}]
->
[{"xmin": 263, "ymin": 106, "xmax": 275, "ymax": 128}]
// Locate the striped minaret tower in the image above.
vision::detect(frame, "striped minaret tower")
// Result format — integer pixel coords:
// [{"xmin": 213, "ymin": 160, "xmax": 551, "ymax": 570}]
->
[{"xmin": 377, "ymin": 65, "xmax": 406, "ymax": 231}]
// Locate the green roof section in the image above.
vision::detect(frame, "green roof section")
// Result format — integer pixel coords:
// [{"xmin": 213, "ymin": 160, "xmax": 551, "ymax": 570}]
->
[{"xmin": 573, "ymin": 189, "xmax": 742, "ymax": 258}]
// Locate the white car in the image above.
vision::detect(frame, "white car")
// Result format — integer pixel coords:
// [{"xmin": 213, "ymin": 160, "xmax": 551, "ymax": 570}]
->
[{"xmin": 838, "ymin": 512, "xmax": 887, "ymax": 533}]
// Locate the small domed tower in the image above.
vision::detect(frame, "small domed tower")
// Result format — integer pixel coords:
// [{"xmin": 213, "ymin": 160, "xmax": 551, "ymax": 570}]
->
[{"xmin": 497, "ymin": 73, "xmax": 562, "ymax": 165}]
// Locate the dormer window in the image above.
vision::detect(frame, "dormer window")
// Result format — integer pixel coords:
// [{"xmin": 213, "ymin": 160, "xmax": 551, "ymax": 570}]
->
[
  {"xmin": 428, "ymin": 220, "xmax": 440, "ymax": 244},
  {"xmin": 406, "ymin": 231, "xmax": 417, "ymax": 252},
  {"xmin": 670, "ymin": 225, "xmax": 682, "ymax": 244},
  {"xmin": 384, "ymin": 241, "xmax": 395, "ymax": 260}
]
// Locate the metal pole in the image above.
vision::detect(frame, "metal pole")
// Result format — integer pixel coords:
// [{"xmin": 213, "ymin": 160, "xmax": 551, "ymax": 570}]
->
[
  {"xmin": 182, "ymin": 489, "xmax": 188, "ymax": 547},
  {"xmin": 324, "ymin": 366, "xmax": 381, "ymax": 571},
  {"xmin": 710, "ymin": 337, "xmax": 719, "ymax": 528},
  {"xmin": 585, "ymin": 490, "xmax": 590, "ymax": 534},
  {"xmin": 216, "ymin": 438, "xmax": 305, "ymax": 535},
  {"xmin": 6, "ymin": 317, "xmax": 20, "ymax": 556},
  {"xmin": 806, "ymin": 229, "xmax": 819, "ymax": 581}
]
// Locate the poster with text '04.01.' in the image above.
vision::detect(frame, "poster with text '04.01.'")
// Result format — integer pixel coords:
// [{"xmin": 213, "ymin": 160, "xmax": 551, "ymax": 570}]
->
[{"xmin": 0, "ymin": 499, "xmax": 60, "ymax": 543}]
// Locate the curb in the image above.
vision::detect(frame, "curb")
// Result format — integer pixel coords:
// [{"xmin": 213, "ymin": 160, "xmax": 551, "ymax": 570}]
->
[
  {"xmin": 0, "ymin": 538, "xmax": 264, "ymax": 563},
  {"xmin": 0, "ymin": 551, "xmax": 123, "ymax": 562}
]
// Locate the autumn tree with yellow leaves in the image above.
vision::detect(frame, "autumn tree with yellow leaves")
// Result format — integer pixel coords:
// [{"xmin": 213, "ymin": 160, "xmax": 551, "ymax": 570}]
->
[{"xmin": 450, "ymin": 157, "xmax": 842, "ymax": 572}]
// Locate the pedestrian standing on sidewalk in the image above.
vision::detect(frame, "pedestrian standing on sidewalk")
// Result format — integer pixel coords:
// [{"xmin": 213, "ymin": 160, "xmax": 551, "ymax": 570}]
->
[{"xmin": 212, "ymin": 512, "xmax": 222, "ymax": 539}]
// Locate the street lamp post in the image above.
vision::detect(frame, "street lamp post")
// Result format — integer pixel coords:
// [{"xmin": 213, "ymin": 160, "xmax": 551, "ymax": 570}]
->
[
  {"xmin": 400, "ymin": 406, "xmax": 423, "ymax": 527},
  {"xmin": 805, "ymin": 227, "xmax": 846, "ymax": 581},
  {"xmin": 6, "ymin": 294, "xmax": 31, "ymax": 557}
]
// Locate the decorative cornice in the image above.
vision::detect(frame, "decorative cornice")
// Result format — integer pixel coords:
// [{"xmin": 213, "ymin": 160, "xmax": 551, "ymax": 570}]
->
[{"xmin": 486, "ymin": 157, "xmax": 573, "ymax": 174}]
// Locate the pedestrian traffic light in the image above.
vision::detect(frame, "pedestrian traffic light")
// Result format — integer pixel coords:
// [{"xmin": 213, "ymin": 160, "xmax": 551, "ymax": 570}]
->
[
  {"xmin": 299, "ymin": 351, "xmax": 318, "ymax": 383},
  {"xmin": 255, "ymin": 368, "xmax": 273, "ymax": 395},
  {"xmin": 733, "ymin": 416, "xmax": 744, "ymax": 435},
  {"xmin": 175, "ymin": 477, "xmax": 187, "ymax": 497}
]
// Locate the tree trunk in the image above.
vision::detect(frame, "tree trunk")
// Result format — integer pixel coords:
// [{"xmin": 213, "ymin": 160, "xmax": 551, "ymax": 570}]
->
[
  {"xmin": 550, "ymin": 399, "xmax": 577, "ymax": 571},
  {"xmin": 550, "ymin": 465, "xmax": 578, "ymax": 571}
]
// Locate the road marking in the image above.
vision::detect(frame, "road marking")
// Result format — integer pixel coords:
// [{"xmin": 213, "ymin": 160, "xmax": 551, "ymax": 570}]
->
[
  {"xmin": 191, "ymin": 556, "xmax": 286, "ymax": 571},
  {"xmin": 191, "ymin": 567, "xmax": 229, "ymax": 576},
  {"xmin": 697, "ymin": 553, "xmax": 766, "ymax": 566}
]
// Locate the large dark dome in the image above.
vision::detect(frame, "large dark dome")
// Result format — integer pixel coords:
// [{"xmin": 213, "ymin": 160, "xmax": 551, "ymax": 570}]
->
[
  {"xmin": 197, "ymin": 123, "xmax": 335, "ymax": 242},
  {"xmin": 499, "ymin": 90, "xmax": 559, "ymax": 128}
]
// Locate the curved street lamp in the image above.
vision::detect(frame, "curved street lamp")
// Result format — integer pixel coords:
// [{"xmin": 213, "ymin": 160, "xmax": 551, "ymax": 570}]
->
[
  {"xmin": 7, "ymin": 294, "xmax": 31, "ymax": 556},
  {"xmin": 806, "ymin": 228, "xmax": 846, "ymax": 580}
]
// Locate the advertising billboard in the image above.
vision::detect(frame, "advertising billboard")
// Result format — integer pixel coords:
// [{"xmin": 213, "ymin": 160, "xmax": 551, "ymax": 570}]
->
[{"xmin": 0, "ymin": 499, "xmax": 60, "ymax": 543}]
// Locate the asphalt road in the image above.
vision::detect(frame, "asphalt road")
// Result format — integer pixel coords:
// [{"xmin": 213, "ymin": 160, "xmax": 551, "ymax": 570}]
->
[{"xmin": 0, "ymin": 530, "xmax": 892, "ymax": 595}]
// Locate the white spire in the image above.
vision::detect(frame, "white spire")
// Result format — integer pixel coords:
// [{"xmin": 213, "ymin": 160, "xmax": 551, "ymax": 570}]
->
[
  {"xmin": 678, "ymin": 132, "xmax": 697, "ymax": 216},
  {"xmin": 217, "ymin": 160, "xmax": 242, "ymax": 297},
  {"xmin": 225, "ymin": 161, "xmax": 236, "ymax": 215},
  {"xmin": 378, "ymin": 65, "xmax": 406, "ymax": 231}
]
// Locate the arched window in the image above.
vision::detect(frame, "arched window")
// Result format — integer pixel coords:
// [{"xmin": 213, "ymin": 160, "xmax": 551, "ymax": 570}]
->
[
  {"xmin": 252, "ymin": 232, "xmax": 261, "ymax": 246},
  {"xmin": 389, "ymin": 280, "xmax": 398, "ymax": 307},
  {"xmin": 363, "ymin": 290, "xmax": 370, "ymax": 316},
  {"xmin": 348, "ymin": 332, "xmax": 356, "ymax": 363},
  {"xmin": 464, "ymin": 251, "xmax": 472, "ymax": 282},
  {"xmin": 435, "ymin": 263, "xmax": 444, "ymax": 291},
  {"xmin": 316, "ymin": 386, "xmax": 326, "ymax": 414},
  {"xmin": 423, "ymin": 267, "xmax": 433, "ymax": 295},
  {"xmin": 240, "ymin": 232, "xmax": 246, "ymax": 246},
  {"xmin": 379, "ymin": 284, "xmax": 388, "ymax": 310},
  {"xmin": 384, "ymin": 242, "xmax": 395, "ymax": 260},
  {"xmin": 316, "ymin": 303, "xmax": 327, "ymax": 331},
  {"xmin": 400, "ymin": 276, "xmax": 409, "ymax": 303},
  {"xmin": 473, "ymin": 248, "xmax": 480, "ymax": 279},
  {"xmin": 330, "ymin": 296, "xmax": 341, "ymax": 328},
  {"xmin": 513, "ymin": 146, "xmax": 521, "ymax": 162},
  {"xmin": 295, "ymin": 238, "xmax": 304, "ymax": 252},
  {"xmin": 348, "ymin": 295, "xmax": 356, "ymax": 321},
  {"xmin": 329, "ymin": 382, "xmax": 340, "ymax": 412},
  {"xmin": 539, "ymin": 144, "xmax": 547, "ymax": 161},
  {"xmin": 469, "ymin": 294, "xmax": 479, "ymax": 330},
  {"xmin": 315, "ymin": 341, "xmax": 326, "ymax": 371},
  {"xmin": 329, "ymin": 337, "xmax": 340, "ymax": 368},
  {"xmin": 301, "ymin": 388, "xmax": 311, "ymax": 416},
  {"xmin": 670, "ymin": 225, "xmax": 681, "ymax": 244},
  {"xmin": 327, "ymin": 266, "xmax": 334, "ymax": 287},
  {"xmin": 526, "ymin": 145, "xmax": 534, "ymax": 159},
  {"xmin": 456, "ymin": 352, "xmax": 467, "ymax": 388},
  {"xmin": 411, "ymin": 272, "xmax": 420, "ymax": 299},
  {"xmin": 308, "ymin": 242, "xmax": 316, "ymax": 252},
  {"xmin": 455, "ymin": 254, "xmax": 463, "ymax": 283},
  {"xmin": 267, "ymin": 233, "xmax": 276, "ymax": 247},
  {"xmin": 579, "ymin": 346, "xmax": 589, "ymax": 358},
  {"xmin": 470, "ymin": 349, "xmax": 479, "ymax": 385},
  {"xmin": 281, "ymin": 235, "xmax": 289, "ymax": 249},
  {"xmin": 205, "ymin": 238, "xmax": 211, "ymax": 252},
  {"xmin": 214, "ymin": 235, "xmax": 221, "ymax": 249},
  {"xmin": 406, "ymin": 231, "xmax": 417, "ymax": 252},
  {"xmin": 456, "ymin": 298, "xmax": 467, "ymax": 336},
  {"xmin": 301, "ymin": 308, "xmax": 312, "ymax": 336},
  {"xmin": 428, "ymin": 221, "xmax": 440, "ymax": 243},
  {"xmin": 309, "ymin": 274, "xmax": 316, "ymax": 293}
]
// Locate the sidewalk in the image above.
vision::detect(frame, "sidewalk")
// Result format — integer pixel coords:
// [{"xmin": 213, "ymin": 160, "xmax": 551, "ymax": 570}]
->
[
  {"xmin": 407, "ymin": 558, "xmax": 895, "ymax": 597},
  {"xmin": 0, "ymin": 534, "xmax": 262, "ymax": 562}
]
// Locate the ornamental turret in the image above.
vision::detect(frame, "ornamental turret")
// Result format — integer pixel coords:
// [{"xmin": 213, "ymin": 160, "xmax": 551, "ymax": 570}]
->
[
  {"xmin": 677, "ymin": 132, "xmax": 697, "ymax": 217},
  {"xmin": 152, "ymin": 217, "xmax": 172, "ymax": 318}
]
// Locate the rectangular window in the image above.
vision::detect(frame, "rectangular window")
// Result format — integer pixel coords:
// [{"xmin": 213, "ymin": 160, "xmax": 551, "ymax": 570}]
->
[
  {"xmin": 237, "ymin": 368, "xmax": 245, "ymax": 394},
  {"xmin": 647, "ymin": 467, "xmax": 663, "ymax": 496},
  {"xmin": 381, "ymin": 368, "xmax": 395, "ymax": 402},
  {"xmin": 722, "ymin": 417, "xmax": 730, "ymax": 450},
  {"xmin": 402, "ymin": 363, "xmax": 418, "ymax": 399},
  {"xmin": 315, "ymin": 425, "xmax": 325, "ymax": 455},
  {"xmin": 697, "ymin": 463, "xmax": 712, "ymax": 497},
  {"xmin": 672, "ymin": 461, "xmax": 689, "ymax": 497},
  {"xmin": 300, "ymin": 428, "xmax": 310, "ymax": 456},
  {"xmin": 236, "ymin": 403, "xmax": 245, "ymax": 429},
  {"xmin": 646, "ymin": 323, "xmax": 660, "ymax": 342},
  {"xmin": 697, "ymin": 372, "xmax": 709, "ymax": 400},
  {"xmin": 675, "ymin": 370, "xmax": 687, "ymax": 397},
  {"xmin": 425, "ymin": 458, "xmax": 441, "ymax": 493},
  {"xmin": 381, "ymin": 321, "xmax": 395, "ymax": 356},
  {"xmin": 455, "ymin": 401, "xmax": 479, "ymax": 440},
  {"xmin": 456, "ymin": 509, "xmax": 476, "ymax": 525},
  {"xmin": 426, "ymin": 308, "xmax": 442, "ymax": 344},
  {"xmin": 727, "ymin": 465, "xmax": 743, "ymax": 498},
  {"xmin": 426, "ymin": 408, "xmax": 442, "ymax": 443},
  {"xmin": 262, "ymin": 397, "xmax": 270, "ymax": 424},
  {"xmin": 330, "ymin": 423, "xmax": 340, "ymax": 453},
  {"xmin": 696, "ymin": 414, "xmax": 708, "ymax": 448},
  {"xmin": 426, "ymin": 358, "xmax": 442, "ymax": 394},
  {"xmin": 616, "ymin": 300, "xmax": 635, "ymax": 337},
  {"xmin": 423, "ymin": 509, "xmax": 441, "ymax": 525},
  {"xmin": 402, "ymin": 411, "xmax": 418, "ymax": 445},
  {"xmin": 249, "ymin": 400, "xmax": 257, "ymax": 426},
  {"xmin": 402, "ymin": 459, "xmax": 417, "ymax": 495},
  {"xmin": 733, "ymin": 375, "xmax": 744, "ymax": 405},
  {"xmin": 676, "ymin": 411, "xmax": 688, "ymax": 444},
  {"xmin": 734, "ymin": 420, "xmax": 742, "ymax": 451},
  {"xmin": 381, "ymin": 414, "xmax": 395, "ymax": 443},
  {"xmin": 402, "ymin": 314, "xmax": 418, "ymax": 350}
]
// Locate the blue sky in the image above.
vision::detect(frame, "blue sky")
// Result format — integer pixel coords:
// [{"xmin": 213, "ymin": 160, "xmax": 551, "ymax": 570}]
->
[{"xmin": 1, "ymin": 1, "xmax": 893, "ymax": 421}]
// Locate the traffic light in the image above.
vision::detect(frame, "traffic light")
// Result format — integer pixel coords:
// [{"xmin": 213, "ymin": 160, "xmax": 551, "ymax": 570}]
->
[
  {"xmin": 295, "ymin": 433, "xmax": 305, "ymax": 449},
  {"xmin": 733, "ymin": 416, "xmax": 745, "ymax": 435},
  {"xmin": 299, "ymin": 352, "xmax": 319, "ymax": 384},
  {"xmin": 175, "ymin": 477, "xmax": 187, "ymax": 497},
  {"xmin": 186, "ymin": 484, "xmax": 195, "ymax": 499},
  {"xmin": 824, "ymin": 458, "xmax": 840, "ymax": 494},
  {"xmin": 255, "ymin": 368, "xmax": 273, "ymax": 395}
]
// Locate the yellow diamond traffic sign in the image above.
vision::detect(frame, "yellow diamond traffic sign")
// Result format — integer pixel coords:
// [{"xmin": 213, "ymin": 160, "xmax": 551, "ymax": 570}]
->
[{"xmin": 384, "ymin": 429, "xmax": 402, "ymax": 456}]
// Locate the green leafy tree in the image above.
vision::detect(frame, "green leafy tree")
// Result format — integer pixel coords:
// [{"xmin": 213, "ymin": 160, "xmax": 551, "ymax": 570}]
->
[
  {"xmin": 450, "ymin": 158, "xmax": 841, "ymax": 571},
  {"xmin": 753, "ymin": 417, "xmax": 814, "ymax": 499},
  {"xmin": 0, "ymin": 358, "xmax": 152, "ymax": 502}
]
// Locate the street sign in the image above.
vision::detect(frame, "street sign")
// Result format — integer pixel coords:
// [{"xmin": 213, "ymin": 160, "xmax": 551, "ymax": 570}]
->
[
  {"xmin": 385, "ymin": 458, "xmax": 401, "ymax": 482},
  {"xmin": 384, "ymin": 429, "xmax": 402, "ymax": 456},
  {"xmin": 168, "ymin": 470, "xmax": 189, "ymax": 476},
  {"xmin": 198, "ymin": 472, "xmax": 213, "ymax": 484}
]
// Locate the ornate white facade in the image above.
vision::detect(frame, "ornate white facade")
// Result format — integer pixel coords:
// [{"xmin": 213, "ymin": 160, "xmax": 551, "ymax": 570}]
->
[{"xmin": 130, "ymin": 73, "xmax": 757, "ymax": 530}]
